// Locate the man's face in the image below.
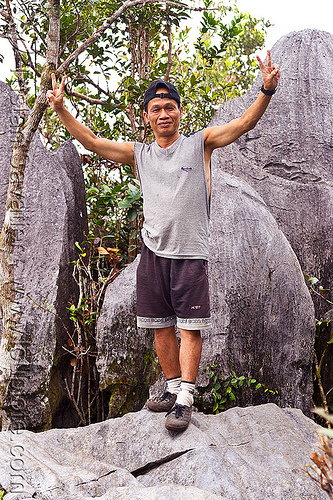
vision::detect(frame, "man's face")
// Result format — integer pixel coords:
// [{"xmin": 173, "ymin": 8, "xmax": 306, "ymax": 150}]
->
[{"xmin": 143, "ymin": 86, "xmax": 183, "ymax": 138}]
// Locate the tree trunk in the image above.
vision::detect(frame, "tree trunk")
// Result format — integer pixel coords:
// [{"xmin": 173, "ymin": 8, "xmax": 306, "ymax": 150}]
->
[{"xmin": 0, "ymin": 0, "xmax": 61, "ymax": 420}]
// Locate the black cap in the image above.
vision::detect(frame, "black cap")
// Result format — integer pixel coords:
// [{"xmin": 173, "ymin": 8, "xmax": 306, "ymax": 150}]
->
[{"xmin": 143, "ymin": 79, "xmax": 180, "ymax": 109}]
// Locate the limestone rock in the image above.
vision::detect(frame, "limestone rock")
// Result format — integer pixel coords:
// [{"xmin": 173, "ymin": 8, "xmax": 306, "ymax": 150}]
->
[
  {"xmin": 83, "ymin": 485, "xmax": 226, "ymax": 500},
  {"xmin": 210, "ymin": 29, "xmax": 333, "ymax": 316},
  {"xmin": 202, "ymin": 172, "xmax": 315, "ymax": 413},
  {"xmin": 96, "ymin": 257, "xmax": 160, "ymax": 417},
  {"xmin": 0, "ymin": 82, "xmax": 88, "ymax": 430},
  {"xmin": 0, "ymin": 404, "xmax": 327, "ymax": 499}
]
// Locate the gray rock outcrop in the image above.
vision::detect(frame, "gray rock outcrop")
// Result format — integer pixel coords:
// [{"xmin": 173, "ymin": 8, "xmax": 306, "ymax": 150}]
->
[
  {"xmin": 204, "ymin": 172, "xmax": 315, "ymax": 412},
  {"xmin": 0, "ymin": 82, "xmax": 88, "ymax": 430},
  {"xmin": 0, "ymin": 404, "xmax": 327, "ymax": 499},
  {"xmin": 210, "ymin": 29, "xmax": 333, "ymax": 316},
  {"xmin": 207, "ymin": 27, "xmax": 333, "ymax": 411}
]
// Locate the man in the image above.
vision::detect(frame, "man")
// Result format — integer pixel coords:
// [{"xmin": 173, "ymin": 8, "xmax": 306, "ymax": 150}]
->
[{"xmin": 47, "ymin": 50, "xmax": 280, "ymax": 432}]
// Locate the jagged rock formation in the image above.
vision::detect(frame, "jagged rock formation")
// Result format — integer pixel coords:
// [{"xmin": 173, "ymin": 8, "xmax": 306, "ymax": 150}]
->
[
  {"xmin": 0, "ymin": 82, "xmax": 88, "ymax": 430},
  {"xmin": 0, "ymin": 404, "xmax": 327, "ymax": 499},
  {"xmin": 210, "ymin": 29, "xmax": 333, "ymax": 317},
  {"xmin": 209, "ymin": 28, "xmax": 333, "ymax": 411},
  {"xmin": 204, "ymin": 172, "xmax": 314, "ymax": 412}
]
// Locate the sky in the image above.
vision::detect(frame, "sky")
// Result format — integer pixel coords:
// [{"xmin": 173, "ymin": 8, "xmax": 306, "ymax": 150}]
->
[
  {"xmin": 236, "ymin": 0, "xmax": 332, "ymax": 58},
  {"xmin": 0, "ymin": 0, "xmax": 332, "ymax": 78}
]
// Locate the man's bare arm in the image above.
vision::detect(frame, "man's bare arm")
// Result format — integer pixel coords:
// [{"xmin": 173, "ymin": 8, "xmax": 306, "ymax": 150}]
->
[
  {"xmin": 203, "ymin": 50, "xmax": 280, "ymax": 154},
  {"xmin": 47, "ymin": 74, "xmax": 135, "ymax": 165}
]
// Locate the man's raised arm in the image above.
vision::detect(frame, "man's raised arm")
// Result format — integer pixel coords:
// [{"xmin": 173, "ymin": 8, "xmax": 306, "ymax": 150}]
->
[
  {"xmin": 203, "ymin": 50, "xmax": 281, "ymax": 154},
  {"xmin": 47, "ymin": 74, "xmax": 135, "ymax": 165}
]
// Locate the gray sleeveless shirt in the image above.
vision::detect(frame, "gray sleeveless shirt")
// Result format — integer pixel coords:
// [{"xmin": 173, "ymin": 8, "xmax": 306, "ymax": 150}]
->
[{"xmin": 134, "ymin": 130, "xmax": 210, "ymax": 260}]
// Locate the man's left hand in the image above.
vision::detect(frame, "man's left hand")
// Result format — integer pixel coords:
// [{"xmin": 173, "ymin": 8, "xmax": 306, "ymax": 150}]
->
[{"xmin": 256, "ymin": 50, "xmax": 281, "ymax": 91}]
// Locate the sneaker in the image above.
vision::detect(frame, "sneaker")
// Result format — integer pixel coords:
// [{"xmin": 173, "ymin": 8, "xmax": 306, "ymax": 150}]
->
[
  {"xmin": 165, "ymin": 403, "xmax": 192, "ymax": 432},
  {"xmin": 147, "ymin": 391, "xmax": 177, "ymax": 412}
]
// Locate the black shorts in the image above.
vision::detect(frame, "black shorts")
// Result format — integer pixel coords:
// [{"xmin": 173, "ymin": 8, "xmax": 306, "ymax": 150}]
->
[{"xmin": 136, "ymin": 243, "xmax": 211, "ymax": 330}]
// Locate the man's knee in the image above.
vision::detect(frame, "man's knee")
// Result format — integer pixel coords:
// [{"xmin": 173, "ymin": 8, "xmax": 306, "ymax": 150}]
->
[
  {"xmin": 179, "ymin": 328, "xmax": 202, "ymax": 340},
  {"xmin": 154, "ymin": 326, "xmax": 176, "ymax": 337}
]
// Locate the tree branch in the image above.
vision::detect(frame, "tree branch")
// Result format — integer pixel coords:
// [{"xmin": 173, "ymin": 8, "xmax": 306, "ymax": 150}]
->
[
  {"xmin": 17, "ymin": 0, "xmax": 48, "ymax": 46},
  {"xmin": 0, "ymin": 9, "xmax": 9, "ymax": 21},
  {"xmin": 58, "ymin": 0, "xmax": 82, "ymax": 58},
  {"xmin": 128, "ymin": 20, "xmax": 137, "ymax": 79},
  {"xmin": 56, "ymin": 0, "xmax": 188, "ymax": 75},
  {"xmin": 314, "ymin": 351, "xmax": 331, "ymax": 425},
  {"xmin": 5, "ymin": 0, "xmax": 27, "ymax": 116},
  {"xmin": 28, "ymin": 45, "xmax": 46, "ymax": 60},
  {"xmin": 1, "ymin": 11, "xmax": 42, "ymax": 78},
  {"xmin": 20, "ymin": 38, "xmax": 41, "ymax": 77},
  {"xmin": 20, "ymin": 0, "xmax": 61, "ymax": 147},
  {"xmin": 64, "ymin": 377, "xmax": 86, "ymax": 426},
  {"xmin": 65, "ymin": 85, "xmax": 112, "ymax": 106},
  {"xmin": 46, "ymin": 0, "xmax": 61, "ymax": 66},
  {"xmin": 164, "ymin": 16, "xmax": 173, "ymax": 81},
  {"xmin": 68, "ymin": 69, "xmax": 114, "ymax": 99}
]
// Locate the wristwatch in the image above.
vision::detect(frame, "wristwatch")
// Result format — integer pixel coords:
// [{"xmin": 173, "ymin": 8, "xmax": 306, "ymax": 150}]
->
[{"xmin": 261, "ymin": 85, "xmax": 276, "ymax": 96}]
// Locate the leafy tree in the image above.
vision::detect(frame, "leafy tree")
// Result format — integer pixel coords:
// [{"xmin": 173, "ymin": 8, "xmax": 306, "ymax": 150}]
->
[
  {"xmin": 0, "ymin": 0, "xmax": 270, "ymax": 424},
  {"xmin": 1, "ymin": 0, "xmax": 269, "ymax": 260}
]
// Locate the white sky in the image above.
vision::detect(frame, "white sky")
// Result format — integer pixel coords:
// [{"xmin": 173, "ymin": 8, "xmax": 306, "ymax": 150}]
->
[
  {"xmin": 236, "ymin": 0, "xmax": 332, "ymax": 58},
  {"xmin": 0, "ymin": 0, "xmax": 332, "ymax": 77}
]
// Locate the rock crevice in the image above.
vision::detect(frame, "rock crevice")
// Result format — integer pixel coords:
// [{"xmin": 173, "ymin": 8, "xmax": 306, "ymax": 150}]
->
[{"xmin": 0, "ymin": 404, "xmax": 327, "ymax": 499}]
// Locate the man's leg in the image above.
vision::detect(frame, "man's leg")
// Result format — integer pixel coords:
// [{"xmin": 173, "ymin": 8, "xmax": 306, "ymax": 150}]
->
[
  {"xmin": 165, "ymin": 329, "xmax": 202, "ymax": 432},
  {"xmin": 147, "ymin": 326, "xmax": 181, "ymax": 412},
  {"xmin": 154, "ymin": 327, "xmax": 202, "ymax": 382},
  {"xmin": 175, "ymin": 328, "xmax": 202, "ymax": 407},
  {"xmin": 179, "ymin": 328, "xmax": 202, "ymax": 383},
  {"xmin": 154, "ymin": 326, "xmax": 181, "ymax": 379}
]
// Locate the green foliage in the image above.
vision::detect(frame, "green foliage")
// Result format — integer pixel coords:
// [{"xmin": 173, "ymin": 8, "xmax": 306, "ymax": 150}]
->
[
  {"xmin": 305, "ymin": 274, "xmax": 333, "ymax": 417},
  {"xmin": 305, "ymin": 274, "xmax": 333, "ymax": 306},
  {"xmin": 313, "ymin": 407, "xmax": 333, "ymax": 437},
  {"xmin": 207, "ymin": 364, "xmax": 278, "ymax": 414},
  {"xmin": 61, "ymin": 231, "xmax": 121, "ymax": 425},
  {"xmin": 83, "ymin": 155, "xmax": 142, "ymax": 260},
  {"xmin": 172, "ymin": 2, "xmax": 271, "ymax": 132},
  {"xmin": 1, "ymin": 1, "xmax": 271, "ymax": 261},
  {"xmin": 70, "ymin": 231, "xmax": 121, "ymax": 330}
]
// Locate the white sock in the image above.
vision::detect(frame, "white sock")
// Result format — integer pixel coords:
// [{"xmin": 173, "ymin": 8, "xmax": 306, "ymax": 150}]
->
[
  {"xmin": 166, "ymin": 376, "xmax": 181, "ymax": 395},
  {"xmin": 176, "ymin": 381, "xmax": 195, "ymax": 407}
]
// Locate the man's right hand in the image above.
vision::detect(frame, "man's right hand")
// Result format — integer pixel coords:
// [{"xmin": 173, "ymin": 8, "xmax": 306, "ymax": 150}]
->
[
  {"xmin": 47, "ymin": 73, "xmax": 66, "ymax": 112},
  {"xmin": 46, "ymin": 73, "xmax": 135, "ymax": 166}
]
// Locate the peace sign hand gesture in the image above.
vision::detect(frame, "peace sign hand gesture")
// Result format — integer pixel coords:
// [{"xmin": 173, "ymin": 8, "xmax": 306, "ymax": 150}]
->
[
  {"xmin": 47, "ymin": 73, "xmax": 66, "ymax": 111},
  {"xmin": 256, "ymin": 50, "xmax": 280, "ymax": 92}
]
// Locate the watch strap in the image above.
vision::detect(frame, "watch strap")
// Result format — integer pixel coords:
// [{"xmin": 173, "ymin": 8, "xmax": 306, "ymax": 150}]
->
[{"xmin": 261, "ymin": 85, "xmax": 276, "ymax": 96}]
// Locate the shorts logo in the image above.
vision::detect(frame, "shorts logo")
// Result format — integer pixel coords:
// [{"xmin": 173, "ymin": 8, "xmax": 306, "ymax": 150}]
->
[
  {"xmin": 190, "ymin": 305, "xmax": 201, "ymax": 310},
  {"xmin": 181, "ymin": 167, "xmax": 192, "ymax": 172}
]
